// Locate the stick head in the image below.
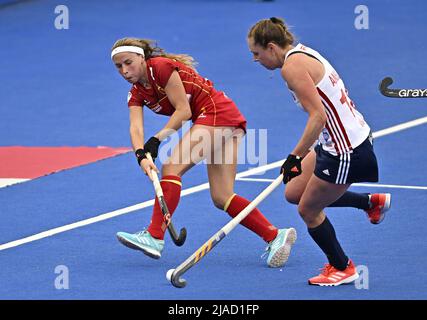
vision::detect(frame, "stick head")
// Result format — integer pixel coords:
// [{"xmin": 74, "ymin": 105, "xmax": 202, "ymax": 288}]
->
[
  {"xmin": 380, "ymin": 77, "xmax": 393, "ymax": 91},
  {"xmin": 175, "ymin": 228, "xmax": 187, "ymax": 246},
  {"xmin": 171, "ymin": 270, "xmax": 187, "ymax": 288}
]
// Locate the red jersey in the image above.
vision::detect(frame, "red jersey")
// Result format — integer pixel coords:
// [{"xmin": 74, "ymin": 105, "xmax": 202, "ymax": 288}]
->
[{"xmin": 127, "ymin": 57, "xmax": 246, "ymax": 131}]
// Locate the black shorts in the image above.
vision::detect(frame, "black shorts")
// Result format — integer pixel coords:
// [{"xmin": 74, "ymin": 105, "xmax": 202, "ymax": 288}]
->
[{"xmin": 314, "ymin": 134, "xmax": 379, "ymax": 184}]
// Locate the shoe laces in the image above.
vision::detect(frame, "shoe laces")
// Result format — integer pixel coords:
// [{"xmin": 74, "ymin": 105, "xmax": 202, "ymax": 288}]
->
[
  {"xmin": 261, "ymin": 243, "xmax": 272, "ymax": 260},
  {"xmin": 320, "ymin": 263, "xmax": 335, "ymax": 276},
  {"xmin": 135, "ymin": 230, "xmax": 148, "ymax": 237}
]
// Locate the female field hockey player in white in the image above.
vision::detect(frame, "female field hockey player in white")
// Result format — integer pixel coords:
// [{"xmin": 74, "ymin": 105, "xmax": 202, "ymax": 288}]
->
[
  {"xmin": 111, "ymin": 38, "xmax": 296, "ymax": 267},
  {"xmin": 247, "ymin": 18, "xmax": 391, "ymax": 286}
]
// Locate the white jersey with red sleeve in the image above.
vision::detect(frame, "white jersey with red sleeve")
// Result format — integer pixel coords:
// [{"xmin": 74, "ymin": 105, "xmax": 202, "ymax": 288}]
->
[{"xmin": 285, "ymin": 43, "xmax": 371, "ymax": 156}]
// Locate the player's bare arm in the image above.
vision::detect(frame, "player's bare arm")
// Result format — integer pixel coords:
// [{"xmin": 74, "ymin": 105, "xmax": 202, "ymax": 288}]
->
[{"xmin": 282, "ymin": 59, "xmax": 326, "ymax": 158}]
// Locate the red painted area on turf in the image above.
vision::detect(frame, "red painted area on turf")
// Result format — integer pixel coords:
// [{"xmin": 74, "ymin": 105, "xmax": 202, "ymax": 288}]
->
[{"xmin": 0, "ymin": 146, "xmax": 131, "ymax": 179}]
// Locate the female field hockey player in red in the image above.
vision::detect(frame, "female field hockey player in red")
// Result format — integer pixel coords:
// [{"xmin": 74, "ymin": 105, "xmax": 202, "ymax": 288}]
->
[
  {"xmin": 111, "ymin": 38, "xmax": 296, "ymax": 267},
  {"xmin": 247, "ymin": 18, "xmax": 391, "ymax": 286}
]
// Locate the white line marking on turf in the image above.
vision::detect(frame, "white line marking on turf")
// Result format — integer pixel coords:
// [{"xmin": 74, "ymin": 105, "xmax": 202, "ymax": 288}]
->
[
  {"xmin": 0, "ymin": 178, "xmax": 29, "ymax": 188},
  {"xmin": 352, "ymin": 183, "xmax": 427, "ymax": 190},
  {"xmin": 0, "ymin": 200, "xmax": 151, "ymax": 251},
  {"xmin": 237, "ymin": 178, "xmax": 278, "ymax": 183},
  {"xmin": 0, "ymin": 184, "xmax": 213, "ymax": 251},
  {"xmin": 372, "ymin": 116, "xmax": 427, "ymax": 139},
  {"xmin": 237, "ymin": 178, "xmax": 427, "ymax": 190},
  {"xmin": 1, "ymin": 116, "xmax": 426, "ymax": 251}
]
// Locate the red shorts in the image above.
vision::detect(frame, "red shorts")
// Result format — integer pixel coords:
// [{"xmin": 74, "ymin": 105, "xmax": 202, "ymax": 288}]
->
[{"xmin": 192, "ymin": 91, "xmax": 247, "ymax": 133}]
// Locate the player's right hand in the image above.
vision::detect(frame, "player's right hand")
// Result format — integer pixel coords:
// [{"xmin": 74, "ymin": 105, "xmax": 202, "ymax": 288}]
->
[{"xmin": 140, "ymin": 158, "xmax": 159, "ymax": 181}]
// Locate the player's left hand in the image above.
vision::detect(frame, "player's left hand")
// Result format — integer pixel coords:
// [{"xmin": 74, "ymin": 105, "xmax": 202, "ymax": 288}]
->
[{"xmin": 280, "ymin": 154, "xmax": 302, "ymax": 184}]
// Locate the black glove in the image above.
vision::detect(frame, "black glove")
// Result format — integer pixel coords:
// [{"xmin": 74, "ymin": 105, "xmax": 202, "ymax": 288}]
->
[
  {"xmin": 144, "ymin": 136, "xmax": 161, "ymax": 161},
  {"xmin": 280, "ymin": 154, "xmax": 302, "ymax": 184}
]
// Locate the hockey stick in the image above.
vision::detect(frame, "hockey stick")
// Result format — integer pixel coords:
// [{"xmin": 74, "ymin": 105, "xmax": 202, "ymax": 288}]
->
[
  {"xmin": 169, "ymin": 174, "xmax": 283, "ymax": 288},
  {"xmin": 146, "ymin": 153, "xmax": 187, "ymax": 246},
  {"xmin": 379, "ymin": 77, "xmax": 427, "ymax": 98}
]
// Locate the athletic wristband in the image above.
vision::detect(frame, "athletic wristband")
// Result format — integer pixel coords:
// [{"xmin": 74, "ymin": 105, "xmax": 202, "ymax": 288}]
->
[{"xmin": 135, "ymin": 148, "xmax": 147, "ymax": 166}]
